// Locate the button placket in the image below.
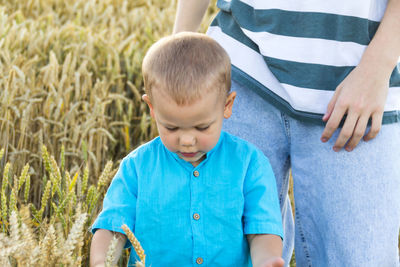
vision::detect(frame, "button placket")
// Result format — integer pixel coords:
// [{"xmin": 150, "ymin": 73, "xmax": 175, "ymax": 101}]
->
[{"xmin": 191, "ymin": 168, "xmax": 203, "ymax": 266}]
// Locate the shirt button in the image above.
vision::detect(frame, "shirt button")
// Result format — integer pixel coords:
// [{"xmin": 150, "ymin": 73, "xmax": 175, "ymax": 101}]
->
[
  {"xmin": 193, "ymin": 170, "xmax": 200, "ymax": 177},
  {"xmin": 193, "ymin": 213, "xmax": 200, "ymax": 220},
  {"xmin": 196, "ymin": 257, "xmax": 203, "ymax": 264}
]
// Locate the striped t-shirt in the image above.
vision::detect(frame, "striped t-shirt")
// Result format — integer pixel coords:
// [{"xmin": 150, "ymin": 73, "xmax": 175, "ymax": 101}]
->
[{"xmin": 207, "ymin": 0, "xmax": 400, "ymax": 124}]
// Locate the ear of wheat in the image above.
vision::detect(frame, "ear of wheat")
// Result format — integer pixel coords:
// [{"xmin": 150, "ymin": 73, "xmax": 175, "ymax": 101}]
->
[
  {"xmin": 105, "ymin": 234, "xmax": 119, "ymax": 267},
  {"xmin": 122, "ymin": 224, "xmax": 146, "ymax": 267}
]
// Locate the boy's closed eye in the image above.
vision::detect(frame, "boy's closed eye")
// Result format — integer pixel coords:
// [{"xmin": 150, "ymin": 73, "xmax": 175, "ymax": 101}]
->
[
  {"xmin": 195, "ymin": 125, "xmax": 210, "ymax": 131},
  {"xmin": 165, "ymin": 126, "xmax": 178, "ymax": 131}
]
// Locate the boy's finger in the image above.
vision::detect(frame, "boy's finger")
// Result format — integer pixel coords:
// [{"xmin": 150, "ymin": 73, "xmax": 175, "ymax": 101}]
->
[
  {"xmin": 364, "ymin": 112, "xmax": 383, "ymax": 141},
  {"xmin": 333, "ymin": 113, "xmax": 358, "ymax": 151},
  {"xmin": 345, "ymin": 115, "xmax": 369, "ymax": 151},
  {"xmin": 261, "ymin": 257, "xmax": 285, "ymax": 267},
  {"xmin": 321, "ymin": 104, "xmax": 346, "ymax": 142}
]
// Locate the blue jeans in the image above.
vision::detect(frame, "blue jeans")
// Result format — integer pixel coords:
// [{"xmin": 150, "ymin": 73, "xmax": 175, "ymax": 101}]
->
[{"xmin": 224, "ymin": 80, "xmax": 400, "ymax": 266}]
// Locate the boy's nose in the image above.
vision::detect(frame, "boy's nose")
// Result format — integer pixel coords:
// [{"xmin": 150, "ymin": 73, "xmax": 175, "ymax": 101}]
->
[{"xmin": 180, "ymin": 134, "xmax": 196, "ymax": 146}]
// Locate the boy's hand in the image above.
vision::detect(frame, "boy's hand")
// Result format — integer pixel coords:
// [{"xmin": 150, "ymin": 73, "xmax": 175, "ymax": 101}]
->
[
  {"xmin": 257, "ymin": 257, "xmax": 285, "ymax": 267},
  {"xmin": 320, "ymin": 62, "xmax": 389, "ymax": 152},
  {"xmin": 247, "ymin": 234, "xmax": 283, "ymax": 267}
]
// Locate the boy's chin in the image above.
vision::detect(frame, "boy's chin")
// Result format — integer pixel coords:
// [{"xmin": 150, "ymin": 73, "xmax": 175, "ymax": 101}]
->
[{"xmin": 179, "ymin": 152, "xmax": 206, "ymax": 165}]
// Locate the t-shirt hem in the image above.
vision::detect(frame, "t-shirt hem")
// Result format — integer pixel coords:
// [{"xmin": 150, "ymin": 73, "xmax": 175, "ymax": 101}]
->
[{"xmin": 232, "ymin": 66, "xmax": 400, "ymax": 126}]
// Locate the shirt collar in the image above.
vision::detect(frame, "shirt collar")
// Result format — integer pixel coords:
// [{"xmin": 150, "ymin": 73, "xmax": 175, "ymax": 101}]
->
[{"xmin": 165, "ymin": 131, "xmax": 226, "ymax": 170}]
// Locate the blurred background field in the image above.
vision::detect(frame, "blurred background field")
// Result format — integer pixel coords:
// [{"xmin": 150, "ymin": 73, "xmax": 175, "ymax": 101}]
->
[{"xmin": 0, "ymin": 0, "xmax": 220, "ymax": 266}]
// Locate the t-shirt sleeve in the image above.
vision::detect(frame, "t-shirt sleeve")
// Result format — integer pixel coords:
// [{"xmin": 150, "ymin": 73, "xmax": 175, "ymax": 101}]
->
[
  {"xmin": 243, "ymin": 149, "xmax": 284, "ymax": 239},
  {"xmin": 91, "ymin": 155, "xmax": 138, "ymax": 246}
]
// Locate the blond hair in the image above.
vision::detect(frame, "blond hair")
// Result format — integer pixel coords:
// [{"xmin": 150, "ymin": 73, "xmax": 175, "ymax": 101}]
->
[{"xmin": 142, "ymin": 32, "xmax": 231, "ymax": 105}]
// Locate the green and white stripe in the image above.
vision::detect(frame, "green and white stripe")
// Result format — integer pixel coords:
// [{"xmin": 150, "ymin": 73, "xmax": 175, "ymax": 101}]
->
[{"xmin": 207, "ymin": 0, "xmax": 400, "ymax": 124}]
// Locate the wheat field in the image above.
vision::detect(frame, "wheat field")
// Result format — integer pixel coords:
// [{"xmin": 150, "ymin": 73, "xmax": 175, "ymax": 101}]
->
[{"xmin": 0, "ymin": 0, "xmax": 216, "ymax": 266}]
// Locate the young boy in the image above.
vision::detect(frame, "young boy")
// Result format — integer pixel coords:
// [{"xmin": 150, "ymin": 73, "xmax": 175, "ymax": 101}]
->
[{"xmin": 90, "ymin": 32, "xmax": 284, "ymax": 267}]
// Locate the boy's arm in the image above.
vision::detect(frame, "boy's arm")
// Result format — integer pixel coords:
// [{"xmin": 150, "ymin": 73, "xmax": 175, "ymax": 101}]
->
[
  {"xmin": 247, "ymin": 234, "xmax": 284, "ymax": 267},
  {"xmin": 90, "ymin": 229, "xmax": 127, "ymax": 267},
  {"xmin": 321, "ymin": 0, "xmax": 400, "ymax": 152},
  {"xmin": 243, "ymin": 149, "xmax": 284, "ymax": 266},
  {"xmin": 173, "ymin": 0, "xmax": 210, "ymax": 33}
]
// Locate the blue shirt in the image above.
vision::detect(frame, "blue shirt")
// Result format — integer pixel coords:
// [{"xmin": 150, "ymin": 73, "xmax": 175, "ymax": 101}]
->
[{"xmin": 91, "ymin": 131, "xmax": 283, "ymax": 267}]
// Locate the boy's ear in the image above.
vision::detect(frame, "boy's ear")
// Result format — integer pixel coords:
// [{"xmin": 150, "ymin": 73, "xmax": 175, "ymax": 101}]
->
[
  {"xmin": 223, "ymin": 91, "xmax": 236, "ymax": 119},
  {"xmin": 142, "ymin": 94, "xmax": 155, "ymax": 118}
]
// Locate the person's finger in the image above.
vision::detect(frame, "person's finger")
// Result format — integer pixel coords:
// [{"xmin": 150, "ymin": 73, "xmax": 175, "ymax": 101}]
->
[
  {"xmin": 364, "ymin": 111, "xmax": 383, "ymax": 141},
  {"xmin": 345, "ymin": 115, "xmax": 369, "ymax": 151},
  {"xmin": 321, "ymin": 101, "xmax": 347, "ymax": 142},
  {"xmin": 333, "ymin": 112, "xmax": 359, "ymax": 151},
  {"xmin": 261, "ymin": 257, "xmax": 285, "ymax": 267},
  {"xmin": 323, "ymin": 87, "xmax": 340, "ymax": 122}
]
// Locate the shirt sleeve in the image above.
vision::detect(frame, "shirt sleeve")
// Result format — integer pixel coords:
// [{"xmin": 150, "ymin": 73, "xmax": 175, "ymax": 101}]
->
[
  {"xmin": 91, "ymin": 155, "xmax": 138, "ymax": 247},
  {"xmin": 243, "ymin": 149, "xmax": 284, "ymax": 239}
]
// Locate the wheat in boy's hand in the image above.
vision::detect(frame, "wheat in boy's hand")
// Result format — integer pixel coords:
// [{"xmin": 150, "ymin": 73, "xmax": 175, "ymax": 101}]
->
[{"xmin": 121, "ymin": 224, "xmax": 146, "ymax": 267}]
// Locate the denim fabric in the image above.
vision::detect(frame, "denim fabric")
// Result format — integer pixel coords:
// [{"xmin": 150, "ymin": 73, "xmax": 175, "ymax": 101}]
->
[
  {"xmin": 91, "ymin": 132, "xmax": 283, "ymax": 267},
  {"xmin": 224, "ymin": 80, "xmax": 400, "ymax": 267}
]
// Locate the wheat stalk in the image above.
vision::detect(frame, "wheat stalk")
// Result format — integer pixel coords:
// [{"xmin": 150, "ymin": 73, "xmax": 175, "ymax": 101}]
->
[
  {"xmin": 81, "ymin": 164, "xmax": 89, "ymax": 196},
  {"xmin": 96, "ymin": 160, "xmax": 113, "ymax": 191},
  {"xmin": 40, "ymin": 224, "xmax": 57, "ymax": 266},
  {"xmin": 1, "ymin": 163, "xmax": 10, "ymax": 193},
  {"xmin": 122, "ymin": 224, "xmax": 146, "ymax": 267},
  {"xmin": 105, "ymin": 234, "xmax": 119, "ymax": 267},
  {"xmin": 17, "ymin": 163, "xmax": 29, "ymax": 191},
  {"xmin": 61, "ymin": 212, "xmax": 87, "ymax": 264}
]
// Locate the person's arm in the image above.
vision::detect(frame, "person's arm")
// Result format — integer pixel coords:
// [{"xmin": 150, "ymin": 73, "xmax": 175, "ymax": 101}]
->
[
  {"xmin": 321, "ymin": 0, "xmax": 400, "ymax": 152},
  {"xmin": 173, "ymin": 0, "xmax": 210, "ymax": 33},
  {"xmin": 247, "ymin": 234, "xmax": 284, "ymax": 267},
  {"xmin": 90, "ymin": 229, "xmax": 127, "ymax": 267}
]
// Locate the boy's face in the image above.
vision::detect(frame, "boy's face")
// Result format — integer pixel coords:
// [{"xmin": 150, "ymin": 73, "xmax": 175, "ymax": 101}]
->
[{"xmin": 143, "ymin": 89, "xmax": 236, "ymax": 167}]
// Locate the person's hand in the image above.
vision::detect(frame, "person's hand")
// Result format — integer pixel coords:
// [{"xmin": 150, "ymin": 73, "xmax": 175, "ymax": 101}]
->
[
  {"xmin": 320, "ymin": 62, "xmax": 389, "ymax": 152},
  {"xmin": 257, "ymin": 257, "xmax": 285, "ymax": 267}
]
